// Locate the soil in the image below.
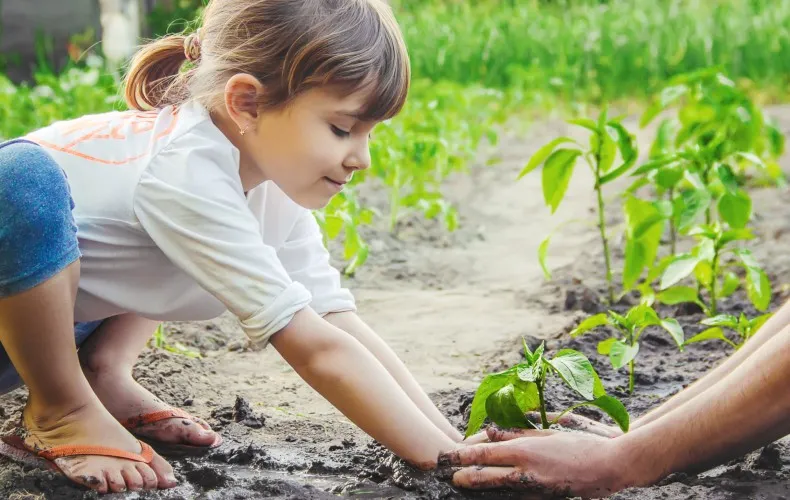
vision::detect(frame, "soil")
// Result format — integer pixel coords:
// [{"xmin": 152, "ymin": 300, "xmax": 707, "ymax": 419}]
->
[{"xmin": 2, "ymin": 106, "xmax": 790, "ymax": 499}]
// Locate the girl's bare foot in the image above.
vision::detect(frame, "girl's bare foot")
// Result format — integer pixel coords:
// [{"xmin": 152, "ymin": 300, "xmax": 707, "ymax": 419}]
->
[
  {"xmin": 21, "ymin": 399, "xmax": 177, "ymax": 493},
  {"xmin": 83, "ymin": 366, "xmax": 219, "ymax": 449}
]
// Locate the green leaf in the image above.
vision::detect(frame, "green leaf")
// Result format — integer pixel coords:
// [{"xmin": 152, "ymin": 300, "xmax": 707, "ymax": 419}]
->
[
  {"xmin": 640, "ymin": 85, "xmax": 687, "ymax": 127},
  {"xmin": 610, "ymin": 341, "xmax": 640, "ymax": 370},
  {"xmin": 718, "ymin": 271, "xmax": 740, "ymax": 298},
  {"xmin": 592, "ymin": 370, "xmax": 607, "ymax": 398},
  {"xmin": 485, "ymin": 384, "xmax": 533, "ymax": 430},
  {"xmin": 655, "ymin": 166, "xmax": 684, "ymax": 190},
  {"xmin": 719, "ymin": 229, "xmax": 754, "ymax": 246},
  {"xmin": 607, "ymin": 121, "xmax": 638, "ymax": 167},
  {"xmin": 519, "ymin": 137, "xmax": 577, "ymax": 180},
  {"xmin": 718, "ymin": 191, "xmax": 752, "ymax": 229},
  {"xmin": 746, "ymin": 268, "xmax": 771, "ymax": 312},
  {"xmin": 660, "ymin": 318, "xmax": 685, "ymax": 349},
  {"xmin": 623, "ymin": 239, "xmax": 646, "ymax": 292},
  {"xmin": 736, "ymin": 248, "xmax": 761, "ymax": 270},
  {"xmin": 465, "ymin": 369, "xmax": 515, "ymax": 437},
  {"xmin": 657, "ymin": 286, "xmax": 700, "ymax": 306},
  {"xmin": 660, "ymin": 255, "xmax": 700, "ymax": 289},
  {"xmin": 570, "ymin": 314, "xmax": 610, "ymax": 338},
  {"xmin": 716, "ymin": 164, "xmax": 739, "ymax": 194},
  {"xmin": 522, "ymin": 338, "xmax": 534, "ymax": 363},
  {"xmin": 627, "ymin": 304, "xmax": 661, "ymax": 327},
  {"xmin": 568, "ymin": 118, "xmax": 598, "ymax": 132},
  {"xmin": 580, "ymin": 395, "xmax": 630, "ymax": 433},
  {"xmin": 678, "ymin": 189, "xmax": 712, "ymax": 231},
  {"xmin": 547, "ymin": 350, "xmax": 596, "ymax": 401},
  {"xmin": 684, "ymin": 327, "xmax": 729, "ymax": 346},
  {"xmin": 701, "ymin": 314, "xmax": 739, "ymax": 329},
  {"xmin": 597, "ymin": 337, "xmax": 617, "ymax": 355},
  {"xmin": 598, "ymin": 128, "xmax": 617, "ymax": 173},
  {"xmin": 538, "ymin": 236, "xmax": 551, "ymax": 280},
  {"xmin": 542, "ymin": 149, "xmax": 582, "ymax": 213},
  {"xmin": 736, "ymin": 152, "xmax": 766, "ymax": 169},
  {"xmin": 631, "ymin": 154, "xmax": 680, "ymax": 176}
]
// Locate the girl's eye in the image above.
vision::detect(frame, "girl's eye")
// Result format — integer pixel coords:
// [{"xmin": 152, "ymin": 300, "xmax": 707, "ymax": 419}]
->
[{"xmin": 331, "ymin": 125, "xmax": 350, "ymax": 138}]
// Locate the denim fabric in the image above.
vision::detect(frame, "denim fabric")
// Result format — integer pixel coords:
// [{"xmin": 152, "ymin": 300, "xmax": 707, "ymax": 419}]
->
[{"xmin": 0, "ymin": 139, "xmax": 103, "ymax": 394}]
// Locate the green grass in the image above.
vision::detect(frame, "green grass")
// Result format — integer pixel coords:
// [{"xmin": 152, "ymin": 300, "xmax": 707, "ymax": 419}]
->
[{"xmin": 394, "ymin": 0, "xmax": 790, "ymax": 102}]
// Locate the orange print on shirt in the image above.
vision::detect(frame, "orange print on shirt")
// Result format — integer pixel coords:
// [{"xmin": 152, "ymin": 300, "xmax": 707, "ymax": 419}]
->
[{"xmin": 30, "ymin": 109, "xmax": 179, "ymax": 165}]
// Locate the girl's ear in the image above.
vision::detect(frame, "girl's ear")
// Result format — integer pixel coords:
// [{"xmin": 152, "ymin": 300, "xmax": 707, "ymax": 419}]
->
[{"xmin": 224, "ymin": 73, "xmax": 265, "ymax": 133}]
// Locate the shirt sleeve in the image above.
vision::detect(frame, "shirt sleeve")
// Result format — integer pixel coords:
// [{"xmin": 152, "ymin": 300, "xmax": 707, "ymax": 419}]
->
[
  {"xmin": 277, "ymin": 208, "xmax": 357, "ymax": 316},
  {"xmin": 132, "ymin": 129, "xmax": 312, "ymax": 348}
]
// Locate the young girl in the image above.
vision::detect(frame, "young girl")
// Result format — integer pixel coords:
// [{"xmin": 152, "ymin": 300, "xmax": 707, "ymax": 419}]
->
[{"xmin": 0, "ymin": 0, "xmax": 465, "ymax": 493}]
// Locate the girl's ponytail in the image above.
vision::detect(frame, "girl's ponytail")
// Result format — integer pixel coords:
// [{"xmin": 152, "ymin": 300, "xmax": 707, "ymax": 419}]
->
[{"xmin": 123, "ymin": 35, "xmax": 192, "ymax": 111}]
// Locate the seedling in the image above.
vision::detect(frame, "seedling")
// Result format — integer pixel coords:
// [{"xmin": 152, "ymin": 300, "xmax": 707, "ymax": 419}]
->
[
  {"xmin": 149, "ymin": 324, "xmax": 202, "ymax": 359},
  {"xmin": 464, "ymin": 340, "xmax": 629, "ymax": 437},
  {"xmin": 657, "ymin": 223, "xmax": 771, "ymax": 316},
  {"xmin": 570, "ymin": 304, "xmax": 684, "ymax": 394},
  {"xmin": 685, "ymin": 312, "xmax": 773, "ymax": 350},
  {"xmin": 519, "ymin": 107, "xmax": 637, "ymax": 303}
]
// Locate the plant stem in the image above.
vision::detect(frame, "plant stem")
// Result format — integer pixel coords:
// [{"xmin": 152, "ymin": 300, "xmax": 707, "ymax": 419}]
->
[
  {"xmin": 703, "ymin": 166, "xmax": 712, "ymax": 225},
  {"xmin": 595, "ymin": 177, "xmax": 614, "ymax": 304},
  {"xmin": 668, "ymin": 188, "xmax": 677, "ymax": 255},
  {"xmin": 710, "ymin": 250, "xmax": 719, "ymax": 316},
  {"xmin": 628, "ymin": 359, "xmax": 635, "ymax": 394},
  {"xmin": 537, "ymin": 381, "xmax": 550, "ymax": 430}
]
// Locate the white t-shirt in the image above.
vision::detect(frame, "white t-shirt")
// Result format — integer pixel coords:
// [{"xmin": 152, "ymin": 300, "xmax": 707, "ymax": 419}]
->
[{"xmin": 25, "ymin": 100, "xmax": 356, "ymax": 347}]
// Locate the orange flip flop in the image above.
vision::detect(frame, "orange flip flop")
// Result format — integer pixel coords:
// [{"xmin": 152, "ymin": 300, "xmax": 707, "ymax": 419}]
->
[
  {"xmin": 119, "ymin": 408, "xmax": 223, "ymax": 457},
  {"xmin": 0, "ymin": 433, "xmax": 154, "ymax": 486}
]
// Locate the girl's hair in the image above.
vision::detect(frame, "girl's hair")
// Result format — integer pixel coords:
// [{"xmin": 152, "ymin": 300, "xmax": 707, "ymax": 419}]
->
[{"xmin": 123, "ymin": 0, "xmax": 410, "ymax": 121}]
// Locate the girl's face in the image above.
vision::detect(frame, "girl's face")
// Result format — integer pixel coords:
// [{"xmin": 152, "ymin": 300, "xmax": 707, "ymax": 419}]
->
[{"xmin": 220, "ymin": 79, "xmax": 378, "ymax": 210}]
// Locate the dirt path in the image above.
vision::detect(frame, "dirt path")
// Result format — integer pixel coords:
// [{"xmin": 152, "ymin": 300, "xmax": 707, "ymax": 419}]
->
[{"xmin": 2, "ymin": 107, "xmax": 790, "ymax": 499}]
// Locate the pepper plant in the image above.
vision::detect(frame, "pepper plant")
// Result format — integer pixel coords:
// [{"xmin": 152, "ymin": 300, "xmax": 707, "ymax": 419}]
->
[
  {"xmin": 519, "ymin": 107, "xmax": 637, "ymax": 303},
  {"xmin": 684, "ymin": 312, "xmax": 773, "ymax": 350},
  {"xmin": 570, "ymin": 304, "xmax": 684, "ymax": 394},
  {"xmin": 464, "ymin": 340, "xmax": 629, "ymax": 436},
  {"xmin": 657, "ymin": 223, "xmax": 771, "ymax": 316}
]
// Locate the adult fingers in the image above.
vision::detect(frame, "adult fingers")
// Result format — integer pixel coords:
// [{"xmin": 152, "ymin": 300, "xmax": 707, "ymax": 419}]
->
[
  {"xmin": 462, "ymin": 430, "xmax": 490, "ymax": 444},
  {"xmin": 452, "ymin": 466, "xmax": 523, "ymax": 489},
  {"xmin": 439, "ymin": 440, "xmax": 527, "ymax": 466}
]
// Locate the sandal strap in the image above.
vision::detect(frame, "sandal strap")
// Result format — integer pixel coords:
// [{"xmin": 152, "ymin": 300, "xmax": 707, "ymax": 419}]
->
[
  {"xmin": 119, "ymin": 408, "xmax": 193, "ymax": 429},
  {"xmin": 38, "ymin": 441, "xmax": 154, "ymax": 464}
]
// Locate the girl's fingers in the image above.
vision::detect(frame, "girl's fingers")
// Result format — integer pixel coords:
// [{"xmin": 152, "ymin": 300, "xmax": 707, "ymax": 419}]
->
[
  {"xmin": 486, "ymin": 425, "xmax": 556, "ymax": 442},
  {"xmin": 462, "ymin": 430, "xmax": 490, "ymax": 444}
]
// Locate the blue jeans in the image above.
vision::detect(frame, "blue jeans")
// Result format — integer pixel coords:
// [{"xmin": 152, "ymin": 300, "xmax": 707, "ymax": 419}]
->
[{"xmin": 0, "ymin": 139, "xmax": 103, "ymax": 394}]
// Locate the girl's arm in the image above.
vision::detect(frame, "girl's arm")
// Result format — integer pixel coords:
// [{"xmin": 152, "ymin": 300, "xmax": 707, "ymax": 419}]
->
[
  {"xmin": 271, "ymin": 307, "xmax": 459, "ymax": 468},
  {"xmin": 324, "ymin": 311, "xmax": 463, "ymax": 442}
]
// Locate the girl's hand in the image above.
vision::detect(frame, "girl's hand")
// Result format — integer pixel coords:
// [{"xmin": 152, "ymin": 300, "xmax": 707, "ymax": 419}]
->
[{"xmin": 525, "ymin": 411, "xmax": 624, "ymax": 438}]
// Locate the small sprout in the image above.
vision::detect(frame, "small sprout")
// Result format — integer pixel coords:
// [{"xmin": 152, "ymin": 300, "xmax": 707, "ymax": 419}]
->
[
  {"xmin": 685, "ymin": 312, "xmax": 773, "ymax": 350},
  {"xmin": 464, "ymin": 339, "xmax": 629, "ymax": 437},
  {"xmin": 570, "ymin": 304, "xmax": 684, "ymax": 394}
]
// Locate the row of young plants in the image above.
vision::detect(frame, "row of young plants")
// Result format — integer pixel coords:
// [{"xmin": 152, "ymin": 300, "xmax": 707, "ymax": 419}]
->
[
  {"xmin": 394, "ymin": 0, "xmax": 790, "ymax": 103},
  {"xmin": 465, "ymin": 68, "xmax": 785, "ymax": 436}
]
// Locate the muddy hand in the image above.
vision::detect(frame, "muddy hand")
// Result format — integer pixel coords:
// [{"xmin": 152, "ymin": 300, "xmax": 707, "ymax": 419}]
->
[
  {"xmin": 525, "ymin": 411, "xmax": 623, "ymax": 438},
  {"xmin": 438, "ymin": 428, "xmax": 625, "ymax": 498}
]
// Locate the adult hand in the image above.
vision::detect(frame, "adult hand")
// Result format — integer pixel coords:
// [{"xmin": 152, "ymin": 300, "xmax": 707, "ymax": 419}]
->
[
  {"xmin": 525, "ymin": 411, "xmax": 624, "ymax": 438},
  {"xmin": 439, "ymin": 426, "xmax": 630, "ymax": 498}
]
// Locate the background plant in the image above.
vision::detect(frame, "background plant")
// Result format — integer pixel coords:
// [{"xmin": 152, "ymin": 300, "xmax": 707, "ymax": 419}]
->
[
  {"xmin": 519, "ymin": 108, "xmax": 637, "ymax": 303},
  {"xmin": 684, "ymin": 312, "xmax": 773, "ymax": 350},
  {"xmin": 465, "ymin": 340, "xmax": 629, "ymax": 436},
  {"xmin": 657, "ymin": 223, "xmax": 771, "ymax": 316},
  {"xmin": 571, "ymin": 304, "xmax": 685, "ymax": 394}
]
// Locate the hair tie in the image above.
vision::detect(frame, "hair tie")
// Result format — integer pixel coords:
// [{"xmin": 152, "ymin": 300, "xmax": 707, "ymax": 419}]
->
[{"xmin": 184, "ymin": 30, "xmax": 202, "ymax": 63}]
